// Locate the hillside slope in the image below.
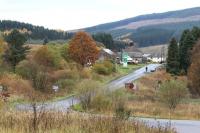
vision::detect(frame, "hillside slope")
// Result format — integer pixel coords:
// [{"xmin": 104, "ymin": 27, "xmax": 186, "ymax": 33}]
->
[
  {"xmin": 83, "ymin": 7, "xmax": 200, "ymax": 47},
  {"xmin": 0, "ymin": 20, "xmax": 73, "ymax": 41}
]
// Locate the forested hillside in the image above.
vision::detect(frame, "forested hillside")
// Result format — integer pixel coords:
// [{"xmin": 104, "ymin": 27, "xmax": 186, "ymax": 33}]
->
[
  {"xmin": 83, "ymin": 7, "xmax": 200, "ymax": 47},
  {"xmin": 0, "ymin": 20, "xmax": 74, "ymax": 40}
]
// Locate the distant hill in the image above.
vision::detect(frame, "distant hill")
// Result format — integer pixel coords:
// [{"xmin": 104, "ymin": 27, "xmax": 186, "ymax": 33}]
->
[
  {"xmin": 83, "ymin": 7, "xmax": 200, "ymax": 47},
  {"xmin": 139, "ymin": 44, "xmax": 168, "ymax": 57},
  {"xmin": 0, "ymin": 20, "xmax": 74, "ymax": 41}
]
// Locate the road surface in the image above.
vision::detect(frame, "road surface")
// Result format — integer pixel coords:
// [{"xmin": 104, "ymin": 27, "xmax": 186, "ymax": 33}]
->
[
  {"xmin": 16, "ymin": 64, "xmax": 200, "ymax": 133},
  {"xmin": 107, "ymin": 64, "xmax": 160, "ymax": 90}
]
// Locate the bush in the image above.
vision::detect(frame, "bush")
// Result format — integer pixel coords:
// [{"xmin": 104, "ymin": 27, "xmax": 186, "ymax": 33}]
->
[
  {"xmin": 60, "ymin": 44, "xmax": 70, "ymax": 62},
  {"xmin": 56, "ymin": 79, "xmax": 76, "ymax": 92},
  {"xmin": 158, "ymin": 80, "xmax": 188, "ymax": 111},
  {"xmin": 104, "ymin": 60, "xmax": 116, "ymax": 73},
  {"xmin": 16, "ymin": 60, "xmax": 49, "ymax": 91},
  {"xmin": 93, "ymin": 60, "xmax": 115, "ymax": 75},
  {"xmin": 0, "ymin": 73, "xmax": 33, "ymax": 96},
  {"xmin": 93, "ymin": 63, "xmax": 108, "ymax": 75},
  {"xmin": 34, "ymin": 46, "xmax": 61, "ymax": 68},
  {"xmin": 80, "ymin": 68, "xmax": 92, "ymax": 79},
  {"xmin": 76, "ymin": 79, "xmax": 101, "ymax": 110},
  {"xmin": 115, "ymin": 102, "xmax": 131, "ymax": 120},
  {"xmin": 34, "ymin": 71, "xmax": 49, "ymax": 91},
  {"xmin": 16, "ymin": 60, "xmax": 39, "ymax": 79},
  {"xmin": 90, "ymin": 91, "xmax": 112, "ymax": 112}
]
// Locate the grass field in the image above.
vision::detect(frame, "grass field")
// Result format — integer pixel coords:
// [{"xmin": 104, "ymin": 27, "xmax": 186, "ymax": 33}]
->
[
  {"xmin": 0, "ymin": 111, "xmax": 174, "ymax": 133},
  {"xmin": 74, "ymin": 69, "xmax": 200, "ymax": 120}
]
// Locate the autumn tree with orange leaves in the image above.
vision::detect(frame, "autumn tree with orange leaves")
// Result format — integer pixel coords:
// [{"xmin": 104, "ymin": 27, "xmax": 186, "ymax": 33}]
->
[
  {"xmin": 68, "ymin": 32, "xmax": 99, "ymax": 66},
  {"xmin": 188, "ymin": 40, "xmax": 200, "ymax": 97}
]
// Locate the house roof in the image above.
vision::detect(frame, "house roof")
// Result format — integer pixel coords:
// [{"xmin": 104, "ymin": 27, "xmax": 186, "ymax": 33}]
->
[
  {"xmin": 102, "ymin": 48, "xmax": 114, "ymax": 55},
  {"xmin": 143, "ymin": 54, "xmax": 152, "ymax": 57}
]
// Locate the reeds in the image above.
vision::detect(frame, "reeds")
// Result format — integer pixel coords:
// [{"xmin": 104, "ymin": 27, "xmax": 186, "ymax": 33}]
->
[{"xmin": 0, "ymin": 110, "xmax": 175, "ymax": 133}]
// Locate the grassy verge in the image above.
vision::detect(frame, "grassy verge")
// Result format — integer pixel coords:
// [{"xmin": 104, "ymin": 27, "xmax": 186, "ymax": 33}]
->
[
  {"xmin": 100, "ymin": 64, "xmax": 146, "ymax": 84},
  {"xmin": 74, "ymin": 69, "xmax": 200, "ymax": 120},
  {"xmin": 117, "ymin": 64, "xmax": 146, "ymax": 75},
  {"xmin": 0, "ymin": 111, "xmax": 175, "ymax": 133}
]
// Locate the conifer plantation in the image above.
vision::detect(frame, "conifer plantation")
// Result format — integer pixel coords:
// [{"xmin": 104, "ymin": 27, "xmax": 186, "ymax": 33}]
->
[
  {"xmin": 167, "ymin": 27, "xmax": 200, "ymax": 75},
  {"xmin": 166, "ymin": 38, "xmax": 179, "ymax": 74}
]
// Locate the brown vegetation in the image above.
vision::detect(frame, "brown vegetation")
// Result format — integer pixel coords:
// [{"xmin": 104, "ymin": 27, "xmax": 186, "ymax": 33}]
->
[
  {"xmin": 0, "ymin": 111, "xmax": 175, "ymax": 133},
  {"xmin": 0, "ymin": 73, "xmax": 33, "ymax": 96},
  {"xmin": 68, "ymin": 31, "xmax": 100, "ymax": 66},
  {"xmin": 188, "ymin": 40, "xmax": 200, "ymax": 97}
]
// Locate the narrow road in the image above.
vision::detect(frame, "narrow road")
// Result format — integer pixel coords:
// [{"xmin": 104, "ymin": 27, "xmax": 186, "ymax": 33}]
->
[
  {"xmin": 16, "ymin": 64, "xmax": 160, "ymax": 111},
  {"xmin": 136, "ymin": 118, "xmax": 200, "ymax": 133},
  {"xmin": 107, "ymin": 64, "xmax": 160, "ymax": 90},
  {"xmin": 16, "ymin": 64, "xmax": 200, "ymax": 133}
]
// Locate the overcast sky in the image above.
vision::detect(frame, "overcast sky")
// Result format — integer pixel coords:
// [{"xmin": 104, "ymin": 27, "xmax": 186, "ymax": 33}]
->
[{"xmin": 0, "ymin": 0, "xmax": 199, "ymax": 30}]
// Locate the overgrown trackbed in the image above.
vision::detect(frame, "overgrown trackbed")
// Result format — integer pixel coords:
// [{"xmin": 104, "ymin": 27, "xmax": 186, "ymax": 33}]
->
[
  {"xmin": 16, "ymin": 64, "xmax": 200, "ymax": 133},
  {"xmin": 16, "ymin": 64, "xmax": 160, "ymax": 111}
]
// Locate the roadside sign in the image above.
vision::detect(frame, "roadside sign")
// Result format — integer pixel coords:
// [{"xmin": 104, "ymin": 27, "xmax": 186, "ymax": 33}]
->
[
  {"xmin": 52, "ymin": 85, "xmax": 59, "ymax": 92},
  {"xmin": 122, "ymin": 52, "xmax": 128, "ymax": 67}
]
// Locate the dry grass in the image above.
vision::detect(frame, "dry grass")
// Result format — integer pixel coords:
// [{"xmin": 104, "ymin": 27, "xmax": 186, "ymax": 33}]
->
[
  {"xmin": 127, "ymin": 70, "xmax": 200, "ymax": 120},
  {"xmin": 83, "ymin": 69, "xmax": 200, "ymax": 120},
  {"xmin": 0, "ymin": 110, "xmax": 175, "ymax": 133},
  {"xmin": 128, "ymin": 101, "xmax": 200, "ymax": 120},
  {"xmin": 0, "ymin": 73, "xmax": 33, "ymax": 96}
]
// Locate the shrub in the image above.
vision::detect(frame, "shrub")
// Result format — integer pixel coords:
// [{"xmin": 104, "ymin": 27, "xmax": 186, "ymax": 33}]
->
[
  {"xmin": 76, "ymin": 79, "xmax": 101, "ymax": 110},
  {"xmin": 50, "ymin": 70, "xmax": 73, "ymax": 81},
  {"xmin": 80, "ymin": 68, "xmax": 92, "ymax": 79},
  {"xmin": 59, "ymin": 59, "xmax": 70, "ymax": 69},
  {"xmin": 34, "ymin": 46, "xmax": 61, "ymax": 68},
  {"xmin": 93, "ymin": 63, "xmax": 108, "ymax": 75},
  {"xmin": 93, "ymin": 60, "xmax": 115, "ymax": 75},
  {"xmin": 0, "ymin": 73, "xmax": 33, "ymax": 96},
  {"xmin": 16, "ymin": 60, "xmax": 39, "ymax": 79},
  {"xmin": 104, "ymin": 60, "xmax": 116, "ymax": 73},
  {"xmin": 106, "ymin": 90, "xmax": 131, "ymax": 120},
  {"xmin": 60, "ymin": 44, "xmax": 70, "ymax": 62},
  {"xmin": 115, "ymin": 102, "xmax": 131, "ymax": 120},
  {"xmin": 34, "ymin": 71, "xmax": 49, "ymax": 91},
  {"xmin": 16, "ymin": 60, "xmax": 50, "ymax": 91},
  {"xmin": 90, "ymin": 91, "xmax": 112, "ymax": 112},
  {"xmin": 158, "ymin": 80, "xmax": 188, "ymax": 111},
  {"xmin": 56, "ymin": 79, "xmax": 76, "ymax": 92}
]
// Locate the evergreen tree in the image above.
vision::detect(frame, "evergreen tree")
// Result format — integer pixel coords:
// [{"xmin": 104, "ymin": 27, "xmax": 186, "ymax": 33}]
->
[
  {"xmin": 191, "ymin": 26, "xmax": 200, "ymax": 42},
  {"xmin": 92, "ymin": 33, "xmax": 114, "ymax": 50},
  {"xmin": 5, "ymin": 29, "xmax": 29, "ymax": 71},
  {"xmin": 43, "ymin": 37, "xmax": 49, "ymax": 45},
  {"xmin": 179, "ymin": 31, "xmax": 195, "ymax": 73},
  {"xmin": 166, "ymin": 38, "xmax": 179, "ymax": 75}
]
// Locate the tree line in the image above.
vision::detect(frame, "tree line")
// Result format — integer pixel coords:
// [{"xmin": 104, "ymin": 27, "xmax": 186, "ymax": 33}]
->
[
  {"xmin": 92, "ymin": 32, "xmax": 126, "ymax": 51},
  {"xmin": 0, "ymin": 20, "xmax": 74, "ymax": 40},
  {"xmin": 167, "ymin": 26, "xmax": 200, "ymax": 97}
]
